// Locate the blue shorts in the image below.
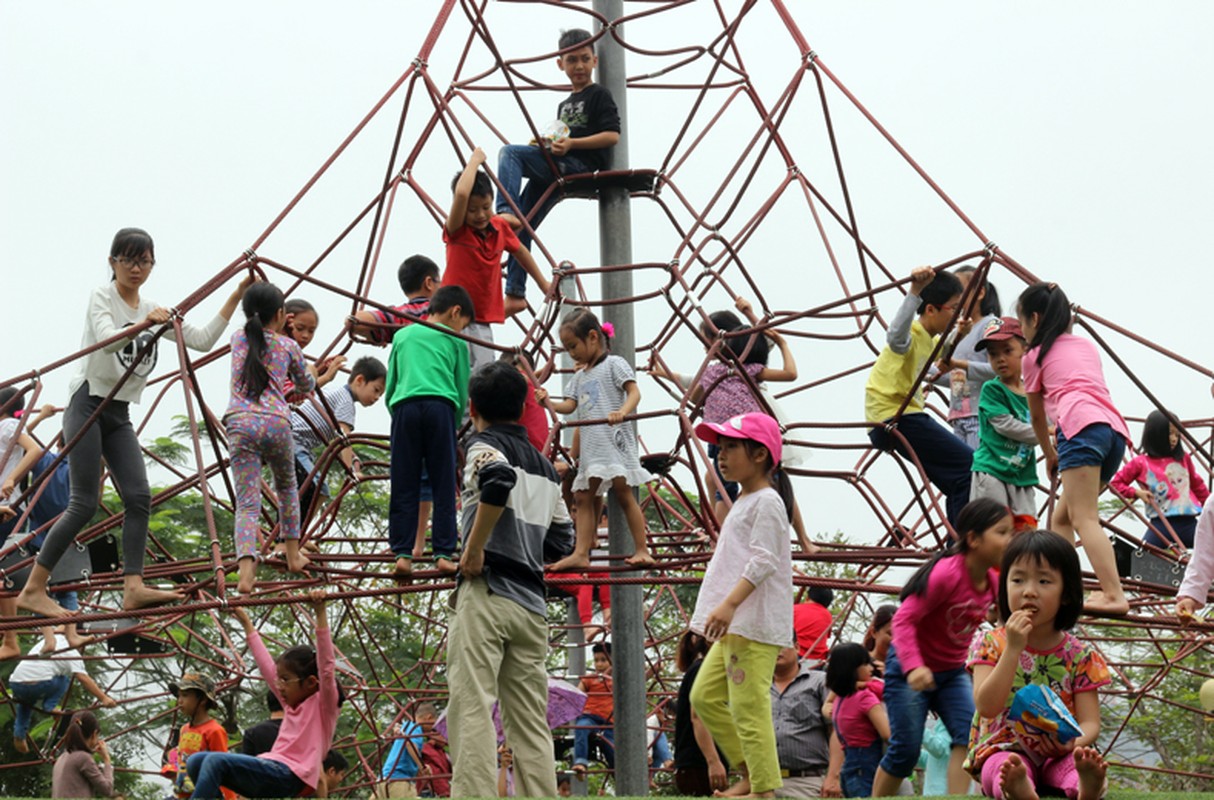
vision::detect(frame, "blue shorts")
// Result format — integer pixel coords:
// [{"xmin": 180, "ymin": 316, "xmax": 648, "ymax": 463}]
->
[
  {"xmin": 1056, "ymin": 423, "xmax": 1125, "ymax": 483},
  {"xmin": 878, "ymin": 645, "xmax": 973, "ymax": 779}
]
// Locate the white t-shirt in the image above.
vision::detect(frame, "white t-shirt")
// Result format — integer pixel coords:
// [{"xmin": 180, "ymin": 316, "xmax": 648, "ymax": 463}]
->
[
  {"xmin": 11, "ymin": 635, "xmax": 86, "ymax": 683},
  {"xmin": 291, "ymin": 384, "xmax": 357, "ymax": 452},
  {"xmin": 0, "ymin": 417, "xmax": 25, "ymax": 504},
  {"xmin": 69, "ymin": 283, "xmax": 229, "ymax": 404},
  {"xmin": 690, "ymin": 487, "xmax": 794, "ymax": 648}
]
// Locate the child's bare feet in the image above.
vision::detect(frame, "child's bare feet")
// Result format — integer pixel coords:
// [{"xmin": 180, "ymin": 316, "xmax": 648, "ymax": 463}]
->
[
  {"xmin": 498, "ymin": 212, "xmax": 522, "ymax": 230},
  {"xmin": 549, "ymin": 551, "xmax": 591, "ymax": 572},
  {"xmin": 715, "ymin": 775, "xmax": 751, "ymax": 797},
  {"xmin": 0, "ymin": 641, "xmax": 21, "ymax": 660},
  {"xmin": 1083, "ymin": 591, "xmax": 1130, "ymax": 616},
  {"xmin": 65, "ymin": 628, "xmax": 93, "ymax": 651},
  {"xmin": 12, "ymin": 736, "xmax": 28, "ymax": 754},
  {"xmin": 394, "ymin": 557, "xmax": 413, "ymax": 582},
  {"xmin": 17, "ymin": 590, "xmax": 72, "ymax": 619},
  {"xmin": 236, "ymin": 557, "xmax": 257, "ymax": 595},
  {"xmin": 285, "ymin": 551, "xmax": 311, "ymax": 574},
  {"xmin": 625, "ymin": 547, "xmax": 658, "ymax": 569},
  {"xmin": 435, "ymin": 557, "xmax": 458, "ymax": 577},
  {"xmin": 998, "ymin": 753, "xmax": 1039, "ymax": 800},
  {"xmin": 1074, "ymin": 747, "xmax": 1107, "ymax": 800},
  {"xmin": 123, "ymin": 585, "xmax": 184, "ymax": 611}
]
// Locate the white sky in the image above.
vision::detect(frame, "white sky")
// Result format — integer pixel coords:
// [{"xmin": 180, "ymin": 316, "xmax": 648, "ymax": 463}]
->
[{"xmin": 2, "ymin": 1, "xmax": 1212, "ymax": 546}]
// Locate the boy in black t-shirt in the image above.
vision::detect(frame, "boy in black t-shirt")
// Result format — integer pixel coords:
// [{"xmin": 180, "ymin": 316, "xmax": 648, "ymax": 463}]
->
[{"xmin": 496, "ymin": 28, "xmax": 621, "ymax": 316}]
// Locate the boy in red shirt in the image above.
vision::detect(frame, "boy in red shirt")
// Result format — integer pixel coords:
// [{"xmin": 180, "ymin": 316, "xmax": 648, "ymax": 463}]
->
[
  {"xmin": 163, "ymin": 673, "xmax": 234, "ymax": 799},
  {"xmin": 572, "ymin": 642, "xmax": 615, "ymax": 777},
  {"xmin": 443, "ymin": 147, "xmax": 549, "ymax": 371}
]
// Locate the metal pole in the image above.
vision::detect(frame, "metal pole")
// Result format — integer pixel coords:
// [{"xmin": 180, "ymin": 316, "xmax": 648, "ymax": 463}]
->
[{"xmin": 592, "ymin": 2, "xmax": 648, "ymax": 796}]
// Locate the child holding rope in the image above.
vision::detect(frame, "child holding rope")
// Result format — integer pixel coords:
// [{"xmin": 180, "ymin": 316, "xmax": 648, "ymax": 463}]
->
[
  {"xmin": 223, "ymin": 282, "xmax": 316, "ymax": 594},
  {"xmin": 1018, "ymin": 282, "xmax": 1130, "ymax": 615},
  {"xmin": 18, "ymin": 227, "xmax": 249, "ymax": 619}
]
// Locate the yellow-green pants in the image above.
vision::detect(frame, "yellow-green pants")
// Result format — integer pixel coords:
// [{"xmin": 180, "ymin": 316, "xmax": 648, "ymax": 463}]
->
[{"xmin": 690, "ymin": 634, "xmax": 783, "ymax": 794}]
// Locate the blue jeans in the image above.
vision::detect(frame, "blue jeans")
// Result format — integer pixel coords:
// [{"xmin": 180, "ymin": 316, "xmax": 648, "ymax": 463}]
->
[
  {"xmin": 869, "ymin": 413, "xmax": 973, "ymax": 526},
  {"xmin": 651, "ymin": 731, "xmax": 672, "ymax": 768},
  {"xmin": 495, "ymin": 144, "xmax": 587, "ymax": 297},
  {"xmin": 1056, "ymin": 423, "xmax": 1125, "ymax": 483},
  {"xmin": 842, "ymin": 740, "xmax": 884, "ymax": 798},
  {"xmin": 878, "ymin": 645, "xmax": 973, "ymax": 779},
  {"xmin": 389, "ymin": 398, "xmax": 458, "ymax": 559},
  {"xmin": 187, "ymin": 751, "xmax": 305, "ymax": 799},
  {"xmin": 11, "ymin": 675, "xmax": 70, "ymax": 739},
  {"xmin": 573, "ymin": 713, "xmax": 615, "ymax": 768}
]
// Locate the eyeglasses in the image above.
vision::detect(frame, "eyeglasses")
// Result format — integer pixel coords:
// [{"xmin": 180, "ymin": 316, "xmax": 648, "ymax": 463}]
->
[{"xmin": 113, "ymin": 256, "xmax": 155, "ymax": 269}]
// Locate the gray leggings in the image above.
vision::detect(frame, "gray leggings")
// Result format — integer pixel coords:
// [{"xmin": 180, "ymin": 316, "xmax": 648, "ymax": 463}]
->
[{"xmin": 37, "ymin": 384, "xmax": 150, "ymax": 576}]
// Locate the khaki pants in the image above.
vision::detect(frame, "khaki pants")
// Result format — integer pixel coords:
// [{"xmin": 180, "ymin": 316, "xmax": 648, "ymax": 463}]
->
[
  {"xmin": 448, "ymin": 577, "xmax": 556, "ymax": 798},
  {"xmin": 372, "ymin": 779, "xmax": 418, "ymax": 798}
]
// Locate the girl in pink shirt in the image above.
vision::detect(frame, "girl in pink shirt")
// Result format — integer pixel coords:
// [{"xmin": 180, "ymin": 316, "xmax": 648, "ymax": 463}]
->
[
  {"xmin": 187, "ymin": 591, "xmax": 339, "ymax": 799},
  {"xmin": 1018, "ymin": 282, "xmax": 1130, "ymax": 615},
  {"xmin": 827, "ymin": 642, "xmax": 889, "ymax": 798},
  {"xmin": 871, "ymin": 498, "xmax": 1013, "ymax": 797},
  {"xmin": 1109, "ymin": 409, "xmax": 1208, "ymax": 549}
]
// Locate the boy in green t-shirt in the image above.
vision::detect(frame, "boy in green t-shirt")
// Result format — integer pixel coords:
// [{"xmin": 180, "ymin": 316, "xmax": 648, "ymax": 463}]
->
[
  {"xmin": 385, "ymin": 284, "xmax": 475, "ymax": 579},
  {"xmin": 970, "ymin": 316, "xmax": 1040, "ymax": 528}
]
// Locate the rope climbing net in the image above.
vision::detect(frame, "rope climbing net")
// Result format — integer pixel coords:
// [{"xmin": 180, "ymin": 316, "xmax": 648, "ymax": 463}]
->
[{"xmin": 0, "ymin": 0, "xmax": 1212, "ymax": 794}]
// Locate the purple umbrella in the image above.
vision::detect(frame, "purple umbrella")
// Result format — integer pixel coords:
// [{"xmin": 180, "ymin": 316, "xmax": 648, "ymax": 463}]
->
[{"xmin": 435, "ymin": 678, "xmax": 587, "ymax": 743}]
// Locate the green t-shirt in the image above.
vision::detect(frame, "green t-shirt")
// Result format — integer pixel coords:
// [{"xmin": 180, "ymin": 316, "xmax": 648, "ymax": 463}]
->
[
  {"xmin": 384, "ymin": 322, "xmax": 469, "ymax": 416},
  {"xmin": 972, "ymin": 378, "xmax": 1037, "ymax": 486}
]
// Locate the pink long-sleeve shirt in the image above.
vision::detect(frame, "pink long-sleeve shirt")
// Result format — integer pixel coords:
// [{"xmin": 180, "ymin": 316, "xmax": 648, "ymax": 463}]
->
[
  {"xmin": 891, "ymin": 554, "xmax": 998, "ymax": 673},
  {"xmin": 249, "ymin": 626, "xmax": 338, "ymax": 790},
  {"xmin": 1179, "ymin": 502, "xmax": 1214, "ymax": 604},
  {"xmin": 1109, "ymin": 453, "xmax": 1209, "ymax": 519}
]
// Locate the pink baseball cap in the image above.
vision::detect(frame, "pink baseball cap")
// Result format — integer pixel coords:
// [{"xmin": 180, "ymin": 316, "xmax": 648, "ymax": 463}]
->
[{"xmin": 695, "ymin": 412, "xmax": 783, "ymax": 465}]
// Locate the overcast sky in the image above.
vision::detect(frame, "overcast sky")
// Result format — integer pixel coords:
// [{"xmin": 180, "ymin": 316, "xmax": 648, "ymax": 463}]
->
[{"xmin": 3, "ymin": 1, "xmax": 1213, "ymax": 544}]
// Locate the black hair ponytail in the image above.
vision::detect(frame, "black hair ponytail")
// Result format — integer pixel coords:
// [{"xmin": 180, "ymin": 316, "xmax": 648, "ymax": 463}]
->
[
  {"xmin": 1017, "ymin": 282, "xmax": 1072, "ymax": 366},
  {"xmin": 240, "ymin": 283, "xmax": 286, "ymax": 401},
  {"xmin": 772, "ymin": 467, "xmax": 795, "ymax": 523},
  {"xmin": 900, "ymin": 497, "xmax": 1011, "ymax": 600},
  {"xmin": 60, "ymin": 710, "xmax": 99, "ymax": 754}
]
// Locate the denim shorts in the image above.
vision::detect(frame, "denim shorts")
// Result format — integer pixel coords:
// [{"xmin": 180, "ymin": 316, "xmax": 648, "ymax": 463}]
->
[
  {"xmin": 1056, "ymin": 423, "xmax": 1125, "ymax": 483},
  {"xmin": 878, "ymin": 645, "xmax": 974, "ymax": 778},
  {"xmin": 842, "ymin": 740, "xmax": 883, "ymax": 798}
]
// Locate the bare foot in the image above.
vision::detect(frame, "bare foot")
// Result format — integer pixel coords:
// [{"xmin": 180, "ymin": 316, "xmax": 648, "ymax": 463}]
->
[
  {"xmin": 236, "ymin": 558, "xmax": 257, "ymax": 595},
  {"xmin": 122, "ymin": 585, "xmax": 185, "ymax": 611},
  {"xmin": 285, "ymin": 552, "xmax": 311, "ymax": 574},
  {"xmin": 0, "ymin": 642, "xmax": 20, "ymax": 660},
  {"xmin": 498, "ymin": 212, "xmax": 522, "ymax": 230},
  {"xmin": 715, "ymin": 776, "xmax": 750, "ymax": 797},
  {"xmin": 1074, "ymin": 747, "xmax": 1108, "ymax": 800},
  {"xmin": 1083, "ymin": 591, "xmax": 1130, "ymax": 616},
  {"xmin": 12, "ymin": 737, "xmax": 28, "ymax": 754},
  {"xmin": 435, "ymin": 558, "xmax": 458, "ymax": 577},
  {"xmin": 625, "ymin": 548, "xmax": 658, "ymax": 569},
  {"xmin": 16, "ymin": 590, "xmax": 72, "ymax": 619},
  {"xmin": 65, "ymin": 629, "xmax": 94, "ymax": 651},
  {"xmin": 548, "ymin": 552, "xmax": 591, "ymax": 572},
  {"xmin": 394, "ymin": 557, "xmax": 413, "ymax": 582},
  {"xmin": 504, "ymin": 295, "xmax": 529, "ymax": 318},
  {"xmin": 998, "ymin": 753, "xmax": 1039, "ymax": 800},
  {"xmin": 572, "ymin": 763, "xmax": 587, "ymax": 779}
]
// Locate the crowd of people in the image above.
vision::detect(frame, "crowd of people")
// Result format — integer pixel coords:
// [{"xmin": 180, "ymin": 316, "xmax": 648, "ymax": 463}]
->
[{"xmin": 0, "ymin": 21, "xmax": 1211, "ymax": 800}]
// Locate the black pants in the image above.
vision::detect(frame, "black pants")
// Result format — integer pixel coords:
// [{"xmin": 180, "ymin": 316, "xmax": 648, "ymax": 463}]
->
[
  {"xmin": 37, "ymin": 384, "xmax": 150, "ymax": 576},
  {"xmin": 388, "ymin": 397, "xmax": 458, "ymax": 558}
]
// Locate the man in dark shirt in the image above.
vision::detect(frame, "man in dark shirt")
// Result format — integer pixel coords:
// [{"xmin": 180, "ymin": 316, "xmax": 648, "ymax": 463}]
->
[{"xmin": 240, "ymin": 691, "xmax": 284, "ymax": 756}]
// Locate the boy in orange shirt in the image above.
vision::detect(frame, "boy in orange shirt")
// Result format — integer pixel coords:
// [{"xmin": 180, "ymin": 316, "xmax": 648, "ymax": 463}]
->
[
  {"xmin": 162, "ymin": 673, "xmax": 234, "ymax": 799},
  {"xmin": 572, "ymin": 642, "xmax": 614, "ymax": 777}
]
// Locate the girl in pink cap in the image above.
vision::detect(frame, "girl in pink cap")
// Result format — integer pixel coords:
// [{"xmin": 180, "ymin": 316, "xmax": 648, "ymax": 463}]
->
[{"xmin": 687, "ymin": 412, "xmax": 794, "ymax": 798}]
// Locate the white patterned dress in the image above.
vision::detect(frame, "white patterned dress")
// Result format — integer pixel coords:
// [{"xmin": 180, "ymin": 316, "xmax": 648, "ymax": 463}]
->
[{"xmin": 568, "ymin": 355, "xmax": 654, "ymax": 493}]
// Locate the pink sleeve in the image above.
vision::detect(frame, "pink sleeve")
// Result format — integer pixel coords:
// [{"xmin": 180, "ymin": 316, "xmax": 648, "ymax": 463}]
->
[
  {"xmin": 249, "ymin": 630, "xmax": 286, "ymax": 708},
  {"xmin": 890, "ymin": 558, "xmax": 957, "ymax": 672},
  {"xmin": 1186, "ymin": 454, "xmax": 1210, "ymax": 506},
  {"xmin": 1108, "ymin": 456, "xmax": 1145, "ymax": 500},
  {"xmin": 1021, "ymin": 350, "xmax": 1042, "ymax": 394},
  {"xmin": 1179, "ymin": 504, "xmax": 1214, "ymax": 603}
]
